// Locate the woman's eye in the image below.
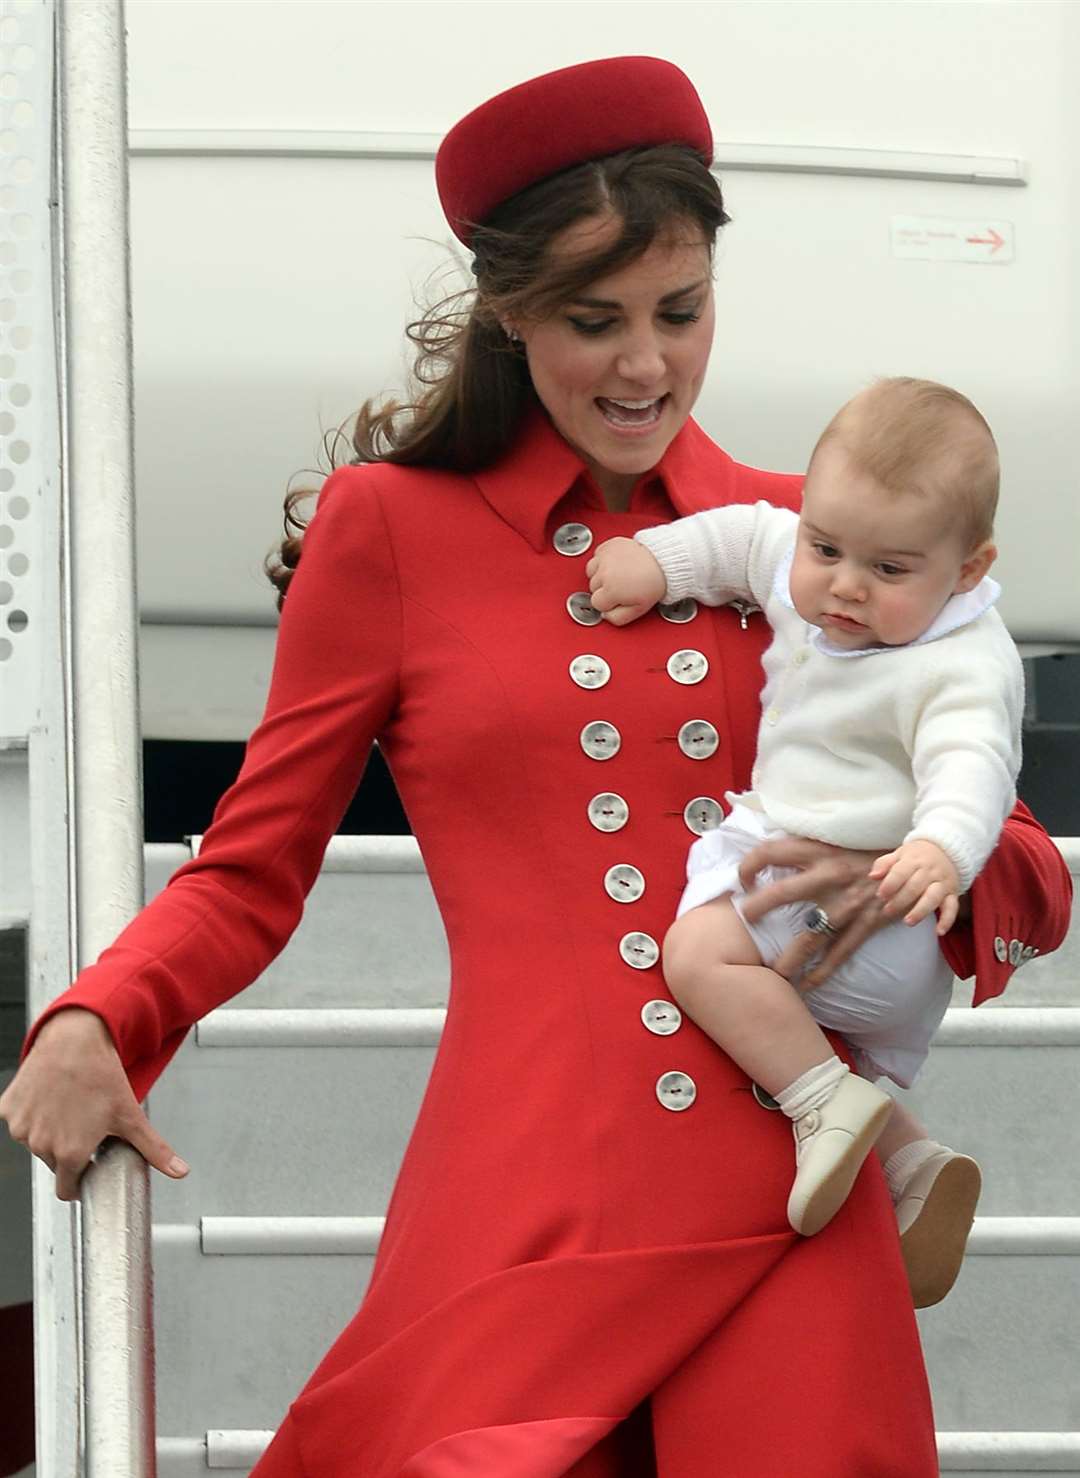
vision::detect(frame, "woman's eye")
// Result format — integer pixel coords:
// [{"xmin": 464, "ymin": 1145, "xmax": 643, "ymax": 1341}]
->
[
  {"xmin": 568, "ymin": 317, "xmax": 614, "ymax": 336},
  {"xmin": 663, "ymin": 311, "xmax": 701, "ymax": 326}
]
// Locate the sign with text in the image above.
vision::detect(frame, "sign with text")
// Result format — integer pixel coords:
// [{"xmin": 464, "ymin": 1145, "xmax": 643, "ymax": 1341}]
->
[{"xmin": 891, "ymin": 216, "xmax": 1015, "ymax": 264}]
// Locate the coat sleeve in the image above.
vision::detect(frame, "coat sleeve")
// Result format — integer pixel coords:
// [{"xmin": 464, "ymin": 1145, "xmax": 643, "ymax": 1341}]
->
[
  {"xmin": 939, "ymin": 799, "xmax": 1072, "ymax": 1005},
  {"xmin": 19, "ymin": 466, "xmax": 402, "ymax": 1100}
]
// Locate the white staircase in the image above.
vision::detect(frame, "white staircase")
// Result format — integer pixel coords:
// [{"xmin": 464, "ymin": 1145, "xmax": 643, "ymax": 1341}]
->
[{"xmin": 144, "ymin": 837, "xmax": 1080, "ymax": 1477}]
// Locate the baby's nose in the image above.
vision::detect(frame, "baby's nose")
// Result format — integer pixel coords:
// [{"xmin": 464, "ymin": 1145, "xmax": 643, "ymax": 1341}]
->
[{"xmin": 830, "ymin": 565, "xmax": 866, "ymax": 600}]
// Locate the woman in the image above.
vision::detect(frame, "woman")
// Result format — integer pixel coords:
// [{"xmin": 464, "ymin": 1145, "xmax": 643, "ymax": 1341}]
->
[{"xmin": 2, "ymin": 57, "xmax": 1071, "ymax": 1477}]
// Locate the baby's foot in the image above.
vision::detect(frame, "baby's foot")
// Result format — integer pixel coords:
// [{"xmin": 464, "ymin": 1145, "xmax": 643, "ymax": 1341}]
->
[
  {"xmin": 787, "ymin": 1075, "xmax": 894, "ymax": 1235},
  {"xmin": 895, "ymin": 1147, "xmax": 982, "ymax": 1307}
]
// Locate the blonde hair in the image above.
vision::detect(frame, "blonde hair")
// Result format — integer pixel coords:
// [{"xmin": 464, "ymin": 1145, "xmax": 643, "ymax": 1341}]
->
[{"xmin": 810, "ymin": 377, "xmax": 999, "ymax": 549}]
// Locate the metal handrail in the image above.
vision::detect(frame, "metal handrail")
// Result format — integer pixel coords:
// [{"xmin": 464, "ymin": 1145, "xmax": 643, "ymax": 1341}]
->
[
  {"xmin": 142, "ymin": 1213, "xmax": 1080, "ymax": 1260},
  {"xmin": 58, "ymin": 1, "xmax": 155, "ymax": 1473},
  {"xmin": 125, "ymin": 127, "xmax": 1029, "ymax": 187}
]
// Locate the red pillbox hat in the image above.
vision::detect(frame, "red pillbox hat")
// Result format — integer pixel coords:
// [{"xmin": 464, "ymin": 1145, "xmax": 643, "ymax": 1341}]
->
[{"xmin": 436, "ymin": 57, "xmax": 713, "ymax": 245}]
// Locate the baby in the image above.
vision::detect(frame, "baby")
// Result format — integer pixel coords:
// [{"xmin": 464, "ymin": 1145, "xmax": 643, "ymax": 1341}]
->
[{"xmin": 587, "ymin": 377, "xmax": 1022, "ymax": 1289}]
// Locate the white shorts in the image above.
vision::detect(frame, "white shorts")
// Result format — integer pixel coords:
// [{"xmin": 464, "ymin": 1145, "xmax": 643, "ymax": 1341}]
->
[{"xmin": 676, "ymin": 798, "xmax": 954, "ymax": 1088}]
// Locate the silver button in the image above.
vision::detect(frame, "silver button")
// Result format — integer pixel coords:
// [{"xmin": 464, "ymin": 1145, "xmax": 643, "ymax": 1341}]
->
[
  {"xmin": 1008, "ymin": 939, "xmax": 1023, "ymax": 966},
  {"xmin": 658, "ymin": 598, "xmax": 698, "ymax": 624},
  {"xmin": 604, "ymin": 864, "xmax": 645, "ymax": 903},
  {"xmin": 553, "ymin": 522, "xmax": 594, "ymax": 556},
  {"xmin": 1021, "ymin": 944, "xmax": 1038, "ymax": 964},
  {"xmin": 666, "ymin": 649, "xmax": 709, "ymax": 685},
  {"xmin": 569, "ymin": 653, "xmax": 611, "ymax": 690},
  {"xmin": 684, "ymin": 796, "xmax": 724, "ymax": 835},
  {"xmin": 580, "ymin": 721, "xmax": 621, "ymax": 761},
  {"xmin": 656, "ymin": 1070, "xmax": 697, "ymax": 1111},
  {"xmin": 567, "ymin": 591, "xmax": 603, "ymax": 627},
  {"xmin": 620, "ymin": 931, "xmax": 660, "ymax": 969},
  {"xmin": 588, "ymin": 792, "xmax": 629, "ymax": 833},
  {"xmin": 993, "ymin": 935, "xmax": 1007, "ymax": 963},
  {"xmin": 765, "ymin": 707, "xmax": 780, "ymax": 726},
  {"xmin": 641, "ymin": 1000, "xmax": 682, "ymax": 1036},
  {"xmin": 677, "ymin": 719, "xmax": 720, "ymax": 760}
]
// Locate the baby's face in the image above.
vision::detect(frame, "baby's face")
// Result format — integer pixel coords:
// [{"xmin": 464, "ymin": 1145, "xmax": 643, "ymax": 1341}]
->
[{"xmin": 789, "ymin": 442, "xmax": 984, "ymax": 649}]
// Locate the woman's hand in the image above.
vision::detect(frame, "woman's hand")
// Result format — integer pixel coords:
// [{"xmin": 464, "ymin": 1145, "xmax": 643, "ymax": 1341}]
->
[
  {"xmin": 586, "ymin": 537, "xmax": 666, "ymax": 625},
  {"xmin": 0, "ymin": 1007, "xmax": 189, "ymax": 1202},
  {"xmin": 736, "ymin": 837, "xmax": 890, "ymax": 989}
]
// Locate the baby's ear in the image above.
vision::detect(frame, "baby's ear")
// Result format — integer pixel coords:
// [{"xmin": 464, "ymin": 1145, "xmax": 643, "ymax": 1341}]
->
[{"xmin": 954, "ymin": 539, "xmax": 997, "ymax": 593}]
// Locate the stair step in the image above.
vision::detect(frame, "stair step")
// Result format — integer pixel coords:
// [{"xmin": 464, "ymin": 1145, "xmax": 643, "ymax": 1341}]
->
[
  {"xmin": 146, "ymin": 1039, "xmax": 1080, "ymax": 1220},
  {"xmin": 149, "ymin": 1223, "xmax": 1080, "ymax": 1437},
  {"xmin": 145, "ymin": 840, "xmax": 1080, "ymax": 1011},
  {"xmin": 916, "ymin": 1253, "xmax": 1080, "ymax": 1431},
  {"xmin": 153, "ymin": 1237, "xmax": 373, "ymax": 1436},
  {"xmin": 144, "ymin": 842, "xmax": 450, "ymax": 1011},
  {"xmin": 897, "ymin": 1041, "xmax": 1079, "ymax": 1215},
  {"xmin": 147, "ymin": 1039, "xmax": 434, "ymax": 1220}
]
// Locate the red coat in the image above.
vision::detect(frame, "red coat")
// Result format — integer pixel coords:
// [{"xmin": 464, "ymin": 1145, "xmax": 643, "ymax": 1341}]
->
[{"xmin": 25, "ymin": 409, "xmax": 1072, "ymax": 1477}]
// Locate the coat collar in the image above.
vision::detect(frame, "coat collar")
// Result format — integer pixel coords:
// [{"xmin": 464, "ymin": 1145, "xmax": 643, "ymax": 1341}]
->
[{"xmin": 471, "ymin": 403, "xmax": 738, "ymax": 550}]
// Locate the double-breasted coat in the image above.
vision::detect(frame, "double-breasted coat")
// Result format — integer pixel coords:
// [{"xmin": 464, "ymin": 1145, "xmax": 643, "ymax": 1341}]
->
[{"xmin": 25, "ymin": 408, "xmax": 1073, "ymax": 1476}]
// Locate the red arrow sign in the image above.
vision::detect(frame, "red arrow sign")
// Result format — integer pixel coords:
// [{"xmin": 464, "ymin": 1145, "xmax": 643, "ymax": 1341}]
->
[{"xmin": 965, "ymin": 228, "xmax": 1006, "ymax": 253}]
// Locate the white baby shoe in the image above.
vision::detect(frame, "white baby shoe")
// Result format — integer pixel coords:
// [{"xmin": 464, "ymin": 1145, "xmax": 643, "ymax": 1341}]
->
[
  {"xmin": 897, "ymin": 1148, "xmax": 982, "ymax": 1308},
  {"xmin": 788, "ymin": 1075, "xmax": 894, "ymax": 1235}
]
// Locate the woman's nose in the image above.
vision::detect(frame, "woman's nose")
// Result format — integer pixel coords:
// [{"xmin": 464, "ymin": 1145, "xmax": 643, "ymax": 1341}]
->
[{"xmin": 615, "ymin": 333, "xmax": 665, "ymax": 384}]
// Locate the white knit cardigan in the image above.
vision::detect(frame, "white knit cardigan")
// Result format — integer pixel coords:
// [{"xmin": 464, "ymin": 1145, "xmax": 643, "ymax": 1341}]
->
[{"xmin": 637, "ymin": 501, "xmax": 1024, "ymax": 890}]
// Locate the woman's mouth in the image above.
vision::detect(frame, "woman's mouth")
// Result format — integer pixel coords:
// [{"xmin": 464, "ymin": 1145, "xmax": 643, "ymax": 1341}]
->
[{"xmin": 596, "ymin": 395, "xmax": 667, "ymax": 432}]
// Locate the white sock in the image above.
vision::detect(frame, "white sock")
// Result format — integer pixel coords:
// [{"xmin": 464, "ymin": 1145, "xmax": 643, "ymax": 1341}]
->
[
  {"xmin": 883, "ymin": 1139, "xmax": 946, "ymax": 1205},
  {"xmin": 775, "ymin": 1056, "xmax": 849, "ymax": 1121}
]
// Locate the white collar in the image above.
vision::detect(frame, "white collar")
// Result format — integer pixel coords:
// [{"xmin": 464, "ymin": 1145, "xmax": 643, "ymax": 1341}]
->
[{"xmin": 772, "ymin": 543, "xmax": 1001, "ymax": 660}]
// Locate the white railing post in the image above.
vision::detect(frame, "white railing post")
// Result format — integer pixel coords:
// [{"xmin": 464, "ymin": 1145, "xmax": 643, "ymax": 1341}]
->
[
  {"xmin": 58, "ymin": 1, "xmax": 155, "ymax": 1473},
  {"xmin": 3, "ymin": 1, "xmax": 83, "ymax": 1470}
]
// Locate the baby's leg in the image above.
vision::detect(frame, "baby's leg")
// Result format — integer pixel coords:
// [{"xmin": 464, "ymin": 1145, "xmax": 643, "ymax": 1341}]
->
[
  {"xmin": 662, "ymin": 897, "xmax": 836, "ymax": 1095},
  {"xmin": 876, "ymin": 1097, "xmax": 930, "ymax": 1163},
  {"xmin": 663, "ymin": 898, "xmax": 893, "ymax": 1235}
]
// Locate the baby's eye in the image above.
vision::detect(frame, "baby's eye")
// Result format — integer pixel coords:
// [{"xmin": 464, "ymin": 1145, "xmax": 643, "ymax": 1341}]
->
[
  {"xmin": 813, "ymin": 542, "xmax": 840, "ymax": 559},
  {"xmin": 877, "ymin": 563, "xmax": 908, "ymax": 578}
]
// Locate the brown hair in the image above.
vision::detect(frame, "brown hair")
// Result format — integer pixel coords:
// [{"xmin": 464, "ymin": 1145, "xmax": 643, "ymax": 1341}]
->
[
  {"xmin": 810, "ymin": 377, "xmax": 999, "ymax": 548},
  {"xmin": 266, "ymin": 144, "xmax": 727, "ymax": 604}
]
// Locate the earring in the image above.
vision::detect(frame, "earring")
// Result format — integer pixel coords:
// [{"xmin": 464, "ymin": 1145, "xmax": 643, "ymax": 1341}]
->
[{"xmin": 504, "ymin": 325, "xmax": 521, "ymax": 343}]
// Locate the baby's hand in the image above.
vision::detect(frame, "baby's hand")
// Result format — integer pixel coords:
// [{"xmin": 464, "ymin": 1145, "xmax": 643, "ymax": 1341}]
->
[
  {"xmin": 869, "ymin": 840, "xmax": 960, "ymax": 934},
  {"xmin": 586, "ymin": 538, "xmax": 666, "ymax": 626}
]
